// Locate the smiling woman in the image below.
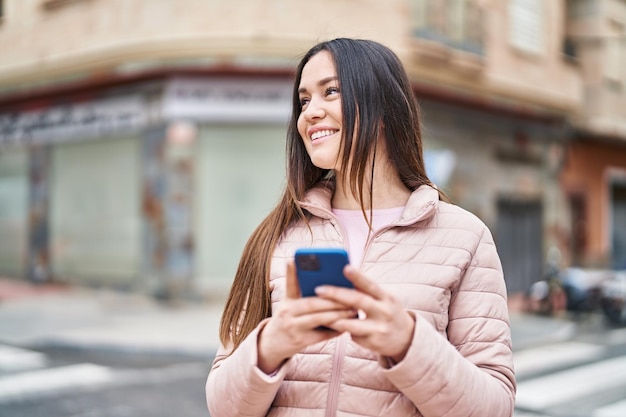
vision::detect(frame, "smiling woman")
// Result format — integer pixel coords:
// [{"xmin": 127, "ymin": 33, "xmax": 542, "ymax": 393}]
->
[
  {"xmin": 296, "ymin": 52, "xmax": 343, "ymax": 171},
  {"xmin": 205, "ymin": 38, "xmax": 516, "ymax": 417}
]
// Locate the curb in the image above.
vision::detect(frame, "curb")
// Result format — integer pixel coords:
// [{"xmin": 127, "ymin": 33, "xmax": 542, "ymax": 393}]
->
[{"xmin": 21, "ymin": 338, "xmax": 216, "ymax": 360}]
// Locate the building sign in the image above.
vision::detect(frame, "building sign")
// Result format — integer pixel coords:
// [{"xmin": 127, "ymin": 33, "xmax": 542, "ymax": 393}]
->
[
  {"xmin": 162, "ymin": 78, "xmax": 292, "ymax": 123},
  {"xmin": 0, "ymin": 96, "xmax": 148, "ymax": 147},
  {"xmin": 0, "ymin": 77, "xmax": 293, "ymax": 147}
]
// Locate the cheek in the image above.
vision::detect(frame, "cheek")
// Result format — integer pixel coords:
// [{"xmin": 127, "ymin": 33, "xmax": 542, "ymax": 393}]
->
[
  {"xmin": 297, "ymin": 116, "xmax": 306, "ymax": 139},
  {"xmin": 297, "ymin": 117, "xmax": 311, "ymax": 150}
]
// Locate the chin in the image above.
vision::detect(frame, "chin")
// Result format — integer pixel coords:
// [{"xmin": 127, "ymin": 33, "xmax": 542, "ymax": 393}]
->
[
  {"xmin": 310, "ymin": 159, "xmax": 339, "ymax": 171},
  {"xmin": 308, "ymin": 151, "xmax": 342, "ymax": 171}
]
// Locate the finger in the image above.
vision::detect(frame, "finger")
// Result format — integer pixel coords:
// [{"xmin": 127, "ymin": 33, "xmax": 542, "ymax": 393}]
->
[
  {"xmin": 343, "ymin": 265, "xmax": 385, "ymax": 301},
  {"xmin": 329, "ymin": 315, "xmax": 374, "ymax": 336},
  {"xmin": 292, "ymin": 296, "xmax": 354, "ymax": 316},
  {"xmin": 314, "ymin": 285, "xmax": 376, "ymax": 320},
  {"xmin": 310, "ymin": 309, "xmax": 359, "ymax": 331},
  {"xmin": 285, "ymin": 260, "xmax": 301, "ymax": 299}
]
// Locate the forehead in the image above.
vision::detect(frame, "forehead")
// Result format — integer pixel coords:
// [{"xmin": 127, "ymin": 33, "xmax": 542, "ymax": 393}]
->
[{"xmin": 299, "ymin": 51, "xmax": 337, "ymax": 87}]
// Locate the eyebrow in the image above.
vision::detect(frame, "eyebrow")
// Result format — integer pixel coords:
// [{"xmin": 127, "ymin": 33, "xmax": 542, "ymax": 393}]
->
[{"xmin": 298, "ymin": 76, "xmax": 338, "ymax": 94}]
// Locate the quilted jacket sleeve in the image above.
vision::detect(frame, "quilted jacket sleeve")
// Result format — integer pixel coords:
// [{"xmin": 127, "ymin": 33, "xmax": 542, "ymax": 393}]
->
[
  {"xmin": 382, "ymin": 225, "xmax": 516, "ymax": 417},
  {"xmin": 206, "ymin": 319, "xmax": 290, "ymax": 417}
]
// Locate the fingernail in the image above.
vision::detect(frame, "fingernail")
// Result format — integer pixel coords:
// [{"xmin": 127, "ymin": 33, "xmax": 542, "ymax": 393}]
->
[{"xmin": 314, "ymin": 286, "xmax": 328, "ymax": 296}]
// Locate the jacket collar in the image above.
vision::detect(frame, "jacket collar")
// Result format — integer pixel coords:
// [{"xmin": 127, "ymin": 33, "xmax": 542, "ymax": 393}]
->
[
  {"xmin": 299, "ymin": 180, "xmax": 335, "ymax": 219},
  {"xmin": 299, "ymin": 180, "xmax": 439, "ymax": 225}
]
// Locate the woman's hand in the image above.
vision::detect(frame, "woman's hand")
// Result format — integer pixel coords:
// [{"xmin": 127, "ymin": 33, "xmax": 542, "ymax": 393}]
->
[
  {"xmin": 257, "ymin": 261, "xmax": 356, "ymax": 374},
  {"xmin": 314, "ymin": 265, "xmax": 416, "ymax": 363}
]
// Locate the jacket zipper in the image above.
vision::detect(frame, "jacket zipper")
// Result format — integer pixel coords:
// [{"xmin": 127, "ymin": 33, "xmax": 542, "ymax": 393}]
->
[
  {"xmin": 324, "ymin": 213, "xmax": 349, "ymax": 417},
  {"xmin": 325, "ymin": 333, "xmax": 348, "ymax": 417}
]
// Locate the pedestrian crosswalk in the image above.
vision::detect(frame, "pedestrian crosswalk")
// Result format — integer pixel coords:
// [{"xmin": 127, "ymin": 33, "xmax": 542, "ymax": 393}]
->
[
  {"xmin": 513, "ymin": 332, "xmax": 626, "ymax": 417},
  {"xmin": 513, "ymin": 341, "xmax": 606, "ymax": 378},
  {"xmin": 0, "ymin": 344, "xmax": 47, "ymax": 373},
  {"xmin": 0, "ymin": 362, "xmax": 114, "ymax": 403},
  {"xmin": 0, "ymin": 343, "xmax": 210, "ymax": 409},
  {"xmin": 1, "ymin": 332, "xmax": 626, "ymax": 416},
  {"xmin": 516, "ymin": 356, "xmax": 626, "ymax": 410},
  {"xmin": 593, "ymin": 400, "xmax": 626, "ymax": 417},
  {"xmin": 0, "ymin": 344, "xmax": 114, "ymax": 404}
]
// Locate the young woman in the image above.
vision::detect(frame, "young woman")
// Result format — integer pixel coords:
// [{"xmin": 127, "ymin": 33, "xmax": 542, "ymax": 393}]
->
[{"xmin": 206, "ymin": 38, "xmax": 516, "ymax": 417}]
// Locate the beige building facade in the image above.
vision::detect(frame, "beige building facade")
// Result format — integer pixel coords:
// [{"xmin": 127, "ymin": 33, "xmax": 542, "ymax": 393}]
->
[
  {"xmin": 561, "ymin": 0, "xmax": 626, "ymax": 270},
  {"xmin": 0, "ymin": 0, "xmax": 620, "ymax": 298}
]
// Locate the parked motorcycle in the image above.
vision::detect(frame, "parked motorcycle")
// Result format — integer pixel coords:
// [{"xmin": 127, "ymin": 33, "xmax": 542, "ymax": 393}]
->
[
  {"xmin": 527, "ymin": 267, "xmax": 611, "ymax": 317},
  {"xmin": 559, "ymin": 267, "xmax": 608, "ymax": 314},
  {"xmin": 599, "ymin": 270, "xmax": 626, "ymax": 325}
]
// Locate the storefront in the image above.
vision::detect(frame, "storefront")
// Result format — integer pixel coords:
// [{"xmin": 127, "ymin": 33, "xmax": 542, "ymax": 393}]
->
[
  {"xmin": 163, "ymin": 77, "xmax": 291, "ymax": 298},
  {"xmin": 0, "ymin": 147, "xmax": 28, "ymax": 278},
  {"xmin": 0, "ymin": 74, "xmax": 292, "ymax": 299}
]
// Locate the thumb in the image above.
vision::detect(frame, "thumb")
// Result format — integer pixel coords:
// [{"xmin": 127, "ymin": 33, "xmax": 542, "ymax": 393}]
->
[{"xmin": 285, "ymin": 260, "xmax": 302, "ymax": 299}]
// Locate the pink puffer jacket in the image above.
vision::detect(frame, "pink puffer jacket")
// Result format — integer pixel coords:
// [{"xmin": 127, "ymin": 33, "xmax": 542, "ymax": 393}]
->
[{"xmin": 206, "ymin": 183, "xmax": 516, "ymax": 417}]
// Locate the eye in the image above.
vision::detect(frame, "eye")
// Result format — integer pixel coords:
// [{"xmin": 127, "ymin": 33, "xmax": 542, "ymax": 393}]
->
[
  {"xmin": 299, "ymin": 96, "xmax": 310, "ymax": 109},
  {"xmin": 325, "ymin": 86, "xmax": 340, "ymax": 96}
]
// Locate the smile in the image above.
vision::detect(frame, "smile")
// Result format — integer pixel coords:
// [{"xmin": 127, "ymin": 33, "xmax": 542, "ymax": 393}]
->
[{"xmin": 311, "ymin": 129, "xmax": 338, "ymax": 141}]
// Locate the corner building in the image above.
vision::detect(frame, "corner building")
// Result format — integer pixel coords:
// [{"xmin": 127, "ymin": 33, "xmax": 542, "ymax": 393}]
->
[{"xmin": 1, "ymin": 0, "xmax": 613, "ymax": 300}]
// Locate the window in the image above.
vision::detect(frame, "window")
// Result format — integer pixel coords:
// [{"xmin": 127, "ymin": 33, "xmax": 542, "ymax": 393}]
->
[
  {"xmin": 509, "ymin": 0, "xmax": 544, "ymax": 54},
  {"xmin": 411, "ymin": 0, "xmax": 485, "ymax": 55},
  {"xmin": 604, "ymin": 19, "xmax": 624, "ymax": 87},
  {"xmin": 567, "ymin": 0, "xmax": 599, "ymax": 19},
  {"xmin": 449, "ymin": 0, "xmax": 467, "ymax": 43},
  {"xmin": 42, "ymin": 0, "xmax": 91, "ymax": 11}
]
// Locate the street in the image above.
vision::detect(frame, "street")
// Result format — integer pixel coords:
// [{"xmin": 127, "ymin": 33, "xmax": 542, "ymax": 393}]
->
[
  {"xmin": 513, "ymin": 314, "xmax": 626, "ymax": 417},
  {"xmin": 0, "ymin": 347, "xmax": 214, "ymax": 417},
  {"xmin": 1, "ymin": 314, "xmax": 626, "ymax": 417}
]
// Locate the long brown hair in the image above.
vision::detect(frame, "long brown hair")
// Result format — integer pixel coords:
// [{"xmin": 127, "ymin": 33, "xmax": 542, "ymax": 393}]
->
[{"xmin": 219, "ymin": 38, "xmax": 443, "ymax": 350}]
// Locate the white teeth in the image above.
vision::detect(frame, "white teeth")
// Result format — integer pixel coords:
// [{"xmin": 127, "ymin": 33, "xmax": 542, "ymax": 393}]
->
[{"xmin": 311, "ymin": 130, "xmax": 336, "ymax": 141}]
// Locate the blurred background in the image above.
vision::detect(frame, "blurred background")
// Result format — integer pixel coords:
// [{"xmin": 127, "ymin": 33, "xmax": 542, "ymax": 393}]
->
[{"xmin": 0, "ymin": 1, "xmax": 626, "ymax": 416}]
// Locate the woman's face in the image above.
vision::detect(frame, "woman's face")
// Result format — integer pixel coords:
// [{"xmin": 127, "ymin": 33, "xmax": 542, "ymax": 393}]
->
[{"xmin": 297, "ymin": 51, "xmax": 344, "ymax": 171}]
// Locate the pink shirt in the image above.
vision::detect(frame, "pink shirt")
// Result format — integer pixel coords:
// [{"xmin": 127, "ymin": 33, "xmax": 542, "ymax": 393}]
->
[{"xmin": 332, "ymin": 207, "xmax": 404, "ymax": 267}]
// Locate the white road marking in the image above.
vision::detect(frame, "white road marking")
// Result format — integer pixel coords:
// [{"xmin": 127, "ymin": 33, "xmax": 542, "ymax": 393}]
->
[
  {"xmin": 0, "ymin": 363, "xmax": 113, "ymax": 403},
  {"xmin": 0, "ymin": 344, "xmax": 47, "ymax": 373},
  {"xmin": 514, "ymin": 341, "xmax": 605, "ymax": 378},
  {"xmin": 593, "ymin": 399, "xmax": 626, "ymax": 417},
  {"xmin": 516, "ymin": 356, "xmax": 626, "ymax": 410}
]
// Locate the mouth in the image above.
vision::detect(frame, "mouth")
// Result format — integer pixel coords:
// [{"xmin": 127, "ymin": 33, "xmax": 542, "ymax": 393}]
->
[{"xmin": 310, "ymin": 129, "xmax": 338, "ymax": 142}]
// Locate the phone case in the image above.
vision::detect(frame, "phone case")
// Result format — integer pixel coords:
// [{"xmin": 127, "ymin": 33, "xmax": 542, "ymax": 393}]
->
[{"xmin": 294, "ymin": 248, "xmax": 353, "ymax": 297}]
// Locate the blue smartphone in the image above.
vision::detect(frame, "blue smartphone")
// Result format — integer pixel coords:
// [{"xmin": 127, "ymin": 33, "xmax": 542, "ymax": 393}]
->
[{"xmin": 294, "ymin": 248, "xmax": 353, "ymax": 297}]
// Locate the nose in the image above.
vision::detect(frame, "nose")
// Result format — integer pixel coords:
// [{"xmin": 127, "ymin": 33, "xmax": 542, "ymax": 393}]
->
[{"xmin": 301, "ymin": 96, "xmax": 325, "ymax": 121}]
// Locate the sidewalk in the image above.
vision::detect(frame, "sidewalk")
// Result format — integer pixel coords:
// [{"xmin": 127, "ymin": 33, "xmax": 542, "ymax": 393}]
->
[
  {"xmin": 0, "ymin": 278, "xmax": 224, "ymax": 358},
  {"xmin": 0, "ymin": 278, "xmax": 577, "ymax": 357}
]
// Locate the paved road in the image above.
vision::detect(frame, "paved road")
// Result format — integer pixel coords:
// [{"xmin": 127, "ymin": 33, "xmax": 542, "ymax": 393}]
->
[
  {"xmin": 513, "ymin": 318, "xmax": 626, "ymax": 417},
  {"xmin": 0, "ymin": 346, "xmax": 214, "ymax": 417},
  {"xmin": 2, "ymin": 315, "xmax": 625, "ymax": 417}
]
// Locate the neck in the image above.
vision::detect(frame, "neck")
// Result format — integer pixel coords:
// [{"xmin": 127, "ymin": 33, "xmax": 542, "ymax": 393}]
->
[{"xmin": 332, "ymin": 167, "xmax": 411, "ymax": 210}]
